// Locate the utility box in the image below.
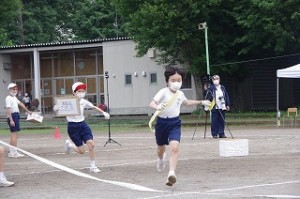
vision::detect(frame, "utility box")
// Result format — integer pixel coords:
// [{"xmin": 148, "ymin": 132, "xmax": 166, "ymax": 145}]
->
[{"xmin": 219, "ymin": 139, "xmax": 249, "ymax": 157}]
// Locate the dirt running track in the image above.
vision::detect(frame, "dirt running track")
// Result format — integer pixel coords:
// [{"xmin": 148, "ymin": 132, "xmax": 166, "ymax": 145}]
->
[{"xmin": 0, "ymin": 126, "xmax": 299, "ymax": 199}]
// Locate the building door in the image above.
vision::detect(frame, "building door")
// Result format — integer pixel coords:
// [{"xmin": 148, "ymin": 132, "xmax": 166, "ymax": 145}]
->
[{"xmin": 41, "ymin": 79, "xmax": 53, "ymax": 113}]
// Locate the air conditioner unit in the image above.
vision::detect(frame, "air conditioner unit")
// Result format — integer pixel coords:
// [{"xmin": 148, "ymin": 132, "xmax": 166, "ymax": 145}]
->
[
  {"xmin": 3, "ymin": 63, "xmax": 12, "ymax": 70},
  {"xmin": 147, "ymin": 49, "xmax": 156, "ymax": 58}
]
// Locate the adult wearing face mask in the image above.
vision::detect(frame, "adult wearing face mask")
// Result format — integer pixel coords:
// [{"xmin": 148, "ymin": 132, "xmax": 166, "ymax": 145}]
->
[
  {"xmin": 53, "ymin": 82, "xmax": 110, "ymax": 173},
  {"xmin": 208, "ymin": 75, "xmax": 230, "ymax": 139},
  {"xmin": 5, "ymin": 83, "xmax": 32, "ymax": 158}
]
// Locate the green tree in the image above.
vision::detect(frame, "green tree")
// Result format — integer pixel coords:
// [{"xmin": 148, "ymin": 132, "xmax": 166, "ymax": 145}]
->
[
  {"xmin": 63, "ymin": 0, "xmax": 124, "ymax": 40},
  {"xmin": 231, "ymin": 0, "xmax": 300, "ymax": 57},
  {"xmin": 0, "ymin": 0, "xmax": 21, "ymax": 45},
  {"xmin": 114, "ymin": 1, "xmax": 243, "ymax": 74},
  {"xmin": 114, "ymin": 0, "xmax": 300, "ymax": 99}
]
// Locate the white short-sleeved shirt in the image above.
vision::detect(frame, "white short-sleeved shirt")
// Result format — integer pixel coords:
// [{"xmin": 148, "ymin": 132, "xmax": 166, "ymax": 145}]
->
[
  {"xmin": 5, "ymin": 95, "xmax": 21, "ymax": 114},
  {"xmin": 153, "ymin": 87, "xmax": 187, "ymax": 118},
  {"xmin": 66, "ymin": 98, "xmax": 94, "ymax": 122},
  {"xmin": 215, "ymin": 85, "xmax": 224, "ymax": 109}
]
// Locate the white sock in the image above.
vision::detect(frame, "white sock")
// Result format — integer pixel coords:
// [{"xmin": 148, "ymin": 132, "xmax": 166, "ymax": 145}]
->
[
  {"xmin": 0, "ymin": 172, "xmax": 4, "ymax": 181},
  {"xmin": 9, "ymin": 148, "xmax": 17, "ymax": 154},
  {"xmin": 159, "ymin": 153, "xmax": 165, "ymax": 161},
  {"xmin": 90, "ymin": 160, "xmax": 96, "ymax": 168},
  {"xmin": 169, "ymin": 170, "xmax": 175, "ymax": 176}
]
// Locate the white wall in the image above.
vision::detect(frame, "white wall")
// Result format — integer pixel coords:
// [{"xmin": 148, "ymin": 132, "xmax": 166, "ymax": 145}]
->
[
  {"xmin": 0, "ymin": 39, "xmax": 198, "ymax": 116},
  {"xmin": 103, "ymin": 40, "xmax": 197, "ymax": 115},
  {"xmin": 0, "ymin": 55, "xmax": 12, "ymax": 116}
]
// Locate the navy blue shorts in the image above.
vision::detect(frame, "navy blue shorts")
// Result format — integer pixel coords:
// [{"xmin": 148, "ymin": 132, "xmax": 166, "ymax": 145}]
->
[
  {"xmin": 67, "ymin": 121, "xmax": 93, "ymax": 147},
  {"xmin": 7, "ymin": 112, "xmax": 20, "ymax": 132},
  {"xmin": 155, "ymin": 116, "xmax": 181, "ymax": 146}
]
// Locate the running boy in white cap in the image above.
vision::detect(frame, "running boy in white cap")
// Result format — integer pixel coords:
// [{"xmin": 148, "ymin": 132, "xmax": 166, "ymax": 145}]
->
[
  {"xmin": 5, "ymin": 83, "xmax": 32, "ymax": 158},
  {"xmin": 54, "ymin": 82, "xmax": 110, "ymax": 173},
  {"xmin": 150, "ymin": 66, "xmax": 211, "ymax": 186},
  {"xmin": 0, "ymin": 145, "xmax": 14, "ymax": 187}
]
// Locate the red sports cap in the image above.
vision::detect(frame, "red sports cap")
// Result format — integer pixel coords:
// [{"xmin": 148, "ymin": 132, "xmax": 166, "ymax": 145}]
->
[{"xmin": 72, "ymin": 82, "xmax": 86, "ymax": 92}]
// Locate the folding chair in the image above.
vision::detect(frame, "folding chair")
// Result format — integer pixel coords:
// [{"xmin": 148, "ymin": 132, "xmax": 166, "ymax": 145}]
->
[{"xmin": 283, "ymin": 107, "xmax": 298, "ymax": 127}]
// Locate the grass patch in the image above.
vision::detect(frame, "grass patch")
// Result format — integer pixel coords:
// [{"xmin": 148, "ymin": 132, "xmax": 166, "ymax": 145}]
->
[{"xmin": 0, "ymin": 111, "xmax": 282, "ymax": 135}]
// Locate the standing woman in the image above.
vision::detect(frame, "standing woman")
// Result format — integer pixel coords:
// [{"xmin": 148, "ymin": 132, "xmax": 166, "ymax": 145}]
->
[{"xmin": 208, "ymin": 75, "xmax": 230, "ymax": 138}]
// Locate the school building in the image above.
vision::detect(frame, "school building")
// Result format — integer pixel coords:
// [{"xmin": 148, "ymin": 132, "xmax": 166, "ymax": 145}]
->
[{"xmin": 0, "ymin": 37, "xmax": 196, "ymax": 115}]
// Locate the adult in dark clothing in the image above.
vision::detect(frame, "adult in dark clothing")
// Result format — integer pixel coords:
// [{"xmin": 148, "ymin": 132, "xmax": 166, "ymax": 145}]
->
[{"xmin": 207, "ymin": 75, "xmax": 230, "ymax": 138}]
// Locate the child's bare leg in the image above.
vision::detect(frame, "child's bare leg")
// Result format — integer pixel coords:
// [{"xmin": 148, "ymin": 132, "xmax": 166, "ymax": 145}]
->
[
  {"xmin": 157, "ymin": 145, "xmax": 166, "ymax": 159},
  {"xmin": 86, "ymin": 140, "xmax": 95, "ymax": 161},
  {"xmin": 0, "ymin": 147, "xmax": 5, "ymax": 172},
  {"xmin": 169, "ymin": 141, "xmax": 179, "ymax": 171},
  {"xmin": 72, "ymin": 145, "xmax": 85, "ymax": 154},
  {"xmin": 9, "ymin": 132, "xmax": 18, "ymax": 147},
  {"xmin": 9, "ymin": 132, "xmax": 18, "ymax": 154},
  {"xmin": 165, "ymin": 140, "xmax": 179, "ymax": 186}
]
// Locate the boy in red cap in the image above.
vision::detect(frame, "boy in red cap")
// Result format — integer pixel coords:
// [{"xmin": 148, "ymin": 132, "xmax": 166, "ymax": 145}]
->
[
  {"xmin": 5, "ymin": 83, "xmax": 32, "ymax": 158},
  {"xmin": 54, "ymin": 82, "xmax": 110, "ymax": 173}
]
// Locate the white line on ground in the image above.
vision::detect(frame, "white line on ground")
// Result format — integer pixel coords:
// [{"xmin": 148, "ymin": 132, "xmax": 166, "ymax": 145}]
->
[
  {"xmin": 0, "ymin": 140, "xmax": 162, "ymax": 193},
  {"xmin": 138, "ymin": 192, "xmax": 300, "ymax": 199},
  {"xmin": 206, "ymin": 180, "xmax": 300, "ymax": 192},
  {"xmin": 255, "ymin": 195, "xmax": 300, "ymax": 198}
]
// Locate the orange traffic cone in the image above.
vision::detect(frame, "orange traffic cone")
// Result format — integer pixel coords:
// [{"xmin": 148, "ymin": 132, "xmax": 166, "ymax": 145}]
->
[{"xmin": 54, "ymin": 126, "xmax": 61, "ymax": 139}]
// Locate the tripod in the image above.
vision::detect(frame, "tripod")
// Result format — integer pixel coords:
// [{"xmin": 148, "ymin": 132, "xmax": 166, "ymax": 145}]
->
[
  {"xmin": 104, "ymin": 71, "xmax": 121, "ymax": 147},
  {"xmin": 192, "ymin": 85, "xmax": 210, "ymax": 140},
  {"xmin": 192, "ymin": 85, "xmax": 234, "ymax": 139}
]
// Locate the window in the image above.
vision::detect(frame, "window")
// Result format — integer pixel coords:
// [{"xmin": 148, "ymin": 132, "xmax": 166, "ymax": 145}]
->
[
  {"xmin": 150, "ymin": 73, "xmax": 157, "ymax": 84},
  {"xmin": 125, "ymin": 74, "xmax": 132, "ymax": 85},
  {"xmin": 182, "ymin": 73, "xmax": 192, "ymax": 89}
]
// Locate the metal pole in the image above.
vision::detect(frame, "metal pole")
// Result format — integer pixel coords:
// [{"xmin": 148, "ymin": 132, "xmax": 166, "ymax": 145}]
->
[
  {"xmin": 276, "ymin": 78, "xmax": 280, "ymax": 127},
  {"xmin": 33, "ymin": 48, "xmax": 41, "ymax": 112},
  {"xmin": 204, "ymin": 26, "xmax": 210, "ymax": 75}
]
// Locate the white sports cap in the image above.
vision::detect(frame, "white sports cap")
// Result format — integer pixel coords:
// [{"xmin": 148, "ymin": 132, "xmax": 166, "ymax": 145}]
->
[
  {"xmin": 72, "ymin": 82, "xmax": 86, "ymax": 92},
  {"xmin": 7, "ymin": 83, "xmax": 18, "ymax": 90}
]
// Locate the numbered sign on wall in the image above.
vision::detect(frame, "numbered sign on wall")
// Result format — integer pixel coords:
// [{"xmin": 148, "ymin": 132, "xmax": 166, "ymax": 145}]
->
[{"xmin": 55, "ymin": 96, "xmax": 80, "ymax": 116}]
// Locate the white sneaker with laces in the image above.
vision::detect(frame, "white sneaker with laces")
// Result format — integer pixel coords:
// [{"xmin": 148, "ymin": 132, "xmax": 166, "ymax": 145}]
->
[
  {"xmin": 90, "ymin": 166, "xmax": 101, "ymax": 173},
  {"xmin": 65, "ymin": 140, "xmax": 72, "ymax": 154},
  {"xmin": 166, "ymin": 171, "xmax": 176, "ymax": 186},
  {"xmin": 8, "ymin": 152, "xmax": 25, "ymax": 158},
  {"xmin": 156, "ymin": 152, "xmax": 167, "ymax": 172},
  {"xmin": 0, "ymin": 178, "xmax": 15, "ymax": 187}
]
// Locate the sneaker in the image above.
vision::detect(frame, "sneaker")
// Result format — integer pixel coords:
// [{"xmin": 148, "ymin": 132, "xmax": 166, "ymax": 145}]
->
[
  {"xmin": 156, "ymin": 152, "xmax": 167, "ymax": 172},
  {"xmin": 0, "ymin": 179, "xmax": 14, "ymax": 187},
  {"xmin": 90, "ymin": 166, "xmax": 101, "ymax": 173},
  {"xmin": 8, "ymin": 152, "xmax": 25, "ymax": 158},
  {"xmin": 65, "ymin": 140, "xmax": 72, "ymax": 154},
  {"xmin": 165, "ymin": 171, "xmax": 176, "ymax": 186}
]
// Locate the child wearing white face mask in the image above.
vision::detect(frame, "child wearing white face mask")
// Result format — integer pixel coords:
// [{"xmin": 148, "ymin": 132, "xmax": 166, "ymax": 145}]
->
[
  {"xmin": 53, "ymin": 82, "xmax": 110, "ymax": 173},
  {"xmin": 5, "ymin": 83, "xmax": 32, "ymax": 158},
  {"xmin": 150, "ymin": 66, "xmax": 211, "ymax": 186}
]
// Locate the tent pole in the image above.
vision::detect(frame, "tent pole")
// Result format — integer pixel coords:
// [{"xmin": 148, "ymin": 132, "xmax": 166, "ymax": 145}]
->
[{"xmin": 276, "ymin": 78, "xmax": 280, "ymax": 127}]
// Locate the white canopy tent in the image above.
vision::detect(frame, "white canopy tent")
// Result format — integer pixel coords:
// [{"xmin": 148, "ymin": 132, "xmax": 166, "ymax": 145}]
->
[{"xmin": 276, "ymin": 63, "xmax": 300, "ymax": 126}]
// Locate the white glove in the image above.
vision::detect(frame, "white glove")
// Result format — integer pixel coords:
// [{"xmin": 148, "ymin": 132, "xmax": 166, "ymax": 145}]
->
[
  {"xmin": 201, "ymin": 100, "xmax": 211, "ymax": 107},
  {"xmin": 53, "ymin": 105, "xmax": 59, "ymax": 112},
  {"xmin": 157, "ymin": 102, "xmax": 167, "ymax": 111},
  {"xmin": 103, "ymin": 112, "xmax": 110, "ymax": 120}
]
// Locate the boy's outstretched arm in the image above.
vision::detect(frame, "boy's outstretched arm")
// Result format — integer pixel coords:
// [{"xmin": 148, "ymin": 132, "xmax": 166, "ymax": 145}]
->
[
  {"xmin": 92, "ymin": 106, "xmax": 110, "ymax": 119},
  {"xmin": 18, "ymin": 102, "xmax": 32, "ymax": 115},
  {"xmin": 183, "ymin": 99, "xmax": 211, "ymax": 106}
]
